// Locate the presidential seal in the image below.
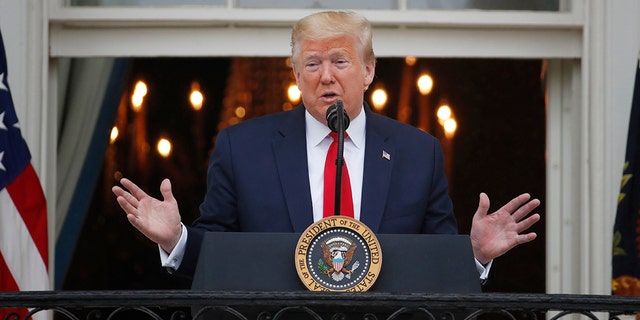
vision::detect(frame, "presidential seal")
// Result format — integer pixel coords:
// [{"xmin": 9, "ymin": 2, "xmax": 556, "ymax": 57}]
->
[{"xmin": 295, "ymin": 216, "xmax": 382, "ymax": 292}]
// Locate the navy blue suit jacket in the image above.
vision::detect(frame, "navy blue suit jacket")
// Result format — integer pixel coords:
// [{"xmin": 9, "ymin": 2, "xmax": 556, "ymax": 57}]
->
[{"xmin": 178, "ymin": 104, "xmax": 457, "ymax": 276}]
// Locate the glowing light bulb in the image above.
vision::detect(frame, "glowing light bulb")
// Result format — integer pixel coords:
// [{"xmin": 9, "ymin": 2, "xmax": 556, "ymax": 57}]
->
[
  {"xmin": 288, "ymin": 84, "xmax": 301, "ymax": 103},
  {"xmin": 417, "ymin": 74, "xmax": 433, "ymax": 95},
  {"xmin": 157, "ymin": 138, "xmax": 172, "ymax": 158},
  {"xmin": 190, "ymin": 90, "xmax": 204, "ymax": 111},
  {"xmin": 110, "ymin": 126, "xmax": 119, "ymax": 144},
  {"xmin": 371, "ymin": 89, "xmax": 388, "ymax": 111}
]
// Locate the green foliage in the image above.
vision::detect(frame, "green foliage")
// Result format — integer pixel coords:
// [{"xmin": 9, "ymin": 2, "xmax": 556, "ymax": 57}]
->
[
  {"xmin": 318, "ymin": 259, "xmax": 329, "ymax": 273},
  {"xmin": 613, "ymin": 231, "xmax": 628, "ymax": 257}
]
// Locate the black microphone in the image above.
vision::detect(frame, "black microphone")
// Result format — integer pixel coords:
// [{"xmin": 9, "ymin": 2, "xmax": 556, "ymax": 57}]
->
[
  {"xmin": 325, "ymin": 100, "xmax": 349, "ymax": 216},
  {"xmin": 326, "ymin": 101, "xmax": 350, "ymax": 133}
]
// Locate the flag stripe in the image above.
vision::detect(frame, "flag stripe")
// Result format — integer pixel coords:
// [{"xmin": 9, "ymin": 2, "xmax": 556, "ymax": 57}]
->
[
  {"xmin": 6, "ymin": 163, "xmax": 48, "ymax": 267},
  {"xmin": 0, "ymin": 252, "xmax": 19, "ymax": 291},
  {"xmin": 0, "ymin": 254, "xmax": 28, "ymax": 320},
  {"xmin": 1, "ymin": 252, "xmax": 49, "ymax": 320},
  {"xmin": 0, "ymin": 190, "xmax": 49, "ymax": 291}
]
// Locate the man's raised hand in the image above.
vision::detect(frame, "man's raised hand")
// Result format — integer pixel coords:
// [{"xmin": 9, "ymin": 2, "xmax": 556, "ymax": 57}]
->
[
  {"xmin": 470, "ymin": 192, "xmax": 541, "ymax": 265},
  {"xmin": 112, "ymin": 178, "xmax": 183, "ymax": 253}
]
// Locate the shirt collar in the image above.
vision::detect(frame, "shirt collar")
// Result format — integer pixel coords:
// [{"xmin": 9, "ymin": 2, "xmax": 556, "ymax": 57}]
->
[{"xmin": 305, "ymin": 105, "xmax": 366, "ymax": 149}]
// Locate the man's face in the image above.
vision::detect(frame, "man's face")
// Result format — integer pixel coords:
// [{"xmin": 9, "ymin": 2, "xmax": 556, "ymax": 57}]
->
[{"xmin": 292, "ymin": 35, "xmax": 375, "ymax": 126}]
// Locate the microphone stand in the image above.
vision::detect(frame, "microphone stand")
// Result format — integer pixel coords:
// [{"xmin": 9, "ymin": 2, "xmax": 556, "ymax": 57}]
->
[{"xmin": 334, "ymin": 101, "xmax": 346, "ymax": 217}]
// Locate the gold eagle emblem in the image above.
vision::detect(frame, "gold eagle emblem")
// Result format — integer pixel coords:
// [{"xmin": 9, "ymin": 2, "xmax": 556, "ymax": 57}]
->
[{"xmin": 321, "ymin": 237, "xmax": 358, "ymax": 281}]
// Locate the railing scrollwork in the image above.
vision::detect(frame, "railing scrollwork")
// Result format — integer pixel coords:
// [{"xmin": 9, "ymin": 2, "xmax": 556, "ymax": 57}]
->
[{"xmin": 1, "ymin": 291, "xmax": 639, "ymax": 320}]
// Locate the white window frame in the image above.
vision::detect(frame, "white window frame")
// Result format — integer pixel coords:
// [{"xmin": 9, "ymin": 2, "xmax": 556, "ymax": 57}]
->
[{"xmin": 43, "ymin": 0, "xmax": 628, "ymax": 296}]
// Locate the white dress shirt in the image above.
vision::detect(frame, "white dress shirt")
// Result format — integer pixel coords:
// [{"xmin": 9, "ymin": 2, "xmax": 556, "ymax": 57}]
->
[{"xmin": 305, "ymin": 106, "xmax": 366, "ymax": 222}]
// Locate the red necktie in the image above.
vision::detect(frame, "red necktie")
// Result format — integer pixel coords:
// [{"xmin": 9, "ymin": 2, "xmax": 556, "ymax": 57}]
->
[{"xmin": 323, "ymin": 132, "xmax": 354, "ymax": 218}]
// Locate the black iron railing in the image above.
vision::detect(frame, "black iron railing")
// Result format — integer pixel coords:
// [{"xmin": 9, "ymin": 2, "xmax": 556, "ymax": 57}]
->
[{"xmin": 1, "ymin": 291, "xmax": 639, "ymax": 320}]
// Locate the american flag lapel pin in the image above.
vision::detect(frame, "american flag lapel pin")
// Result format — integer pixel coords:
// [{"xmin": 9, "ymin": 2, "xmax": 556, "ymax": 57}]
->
[{"xmin": 382, "ymin": 150, "xmax": 391, "ymax": 161}]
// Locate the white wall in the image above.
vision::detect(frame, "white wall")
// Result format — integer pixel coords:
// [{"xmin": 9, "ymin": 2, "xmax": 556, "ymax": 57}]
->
[
  {"xmin": 599, "ymin": 0, "xmax": 640, "ymax": 294},
  {"xmin": 578, "ymin": 0, "xmax": 640, "ymax": 295}
]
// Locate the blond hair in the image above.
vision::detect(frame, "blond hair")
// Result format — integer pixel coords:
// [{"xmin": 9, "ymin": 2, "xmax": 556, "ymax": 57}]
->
[{"xmin": 290, "ymin": 11, "xmax": 375, "ymax": 67}]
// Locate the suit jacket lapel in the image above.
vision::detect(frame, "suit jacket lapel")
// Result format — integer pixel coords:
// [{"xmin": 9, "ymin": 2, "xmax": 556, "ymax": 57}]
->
[
  {"xmin": 272, "ymin": 106, "xmax": 314, "ymax": 232},
  {"xmin": 360, "ymin": 109, "xmax": 394, "ymax": 233}
]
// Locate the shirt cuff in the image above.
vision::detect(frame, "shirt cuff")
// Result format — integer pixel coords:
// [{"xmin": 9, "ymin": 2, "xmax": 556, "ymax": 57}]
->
[
  {"xmin": 159, "ymin": 223, "xmax": 188, "ymax": 271},
  {"xmin": 475, "ymin": 258, "xmax": 493, "ymax": 282}
]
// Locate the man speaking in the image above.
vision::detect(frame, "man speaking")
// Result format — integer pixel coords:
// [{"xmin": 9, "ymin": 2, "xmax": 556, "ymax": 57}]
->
[{"xmin": 112, "ymin": 10, "xmax": 541, "ymax": 281}]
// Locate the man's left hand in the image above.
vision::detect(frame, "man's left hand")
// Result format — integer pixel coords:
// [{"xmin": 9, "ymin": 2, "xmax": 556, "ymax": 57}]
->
[{"xmin": 470, "ymin": 192, "xmax": 541, "ymax": 265}]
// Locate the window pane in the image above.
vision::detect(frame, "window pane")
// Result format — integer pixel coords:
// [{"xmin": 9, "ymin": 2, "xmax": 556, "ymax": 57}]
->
[
  {"xmin": 235, "ymin": 0, "xmax": 396, "ymax": 10},
  {"xmin": 68, "ymin": 0, "xmax": 396, "ymax": 7},
  {"xmin": 406, "ymin": 0, "xmax": 560, "ymax": 11},
  {"xmin": 69, "ymin": 0, "xmax": 561, "ymax": 10},
  {"xmin": 69, "ymin": 0, "xmax": 227, "ymax": 6}
]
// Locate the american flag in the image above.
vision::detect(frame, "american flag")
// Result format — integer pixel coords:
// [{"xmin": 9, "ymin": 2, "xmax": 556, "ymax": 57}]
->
[{"xmin": 0, "ymin": 30, "xmax": 49, "ymax": 319}]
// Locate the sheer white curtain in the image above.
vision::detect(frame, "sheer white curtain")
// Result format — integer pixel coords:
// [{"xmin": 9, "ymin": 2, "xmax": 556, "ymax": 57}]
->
[
  {"xmin": 56, "ymin": 58, "xmax": 115, "ymax": 236},
  {"xmin": 54, "ymin": 58, "xmax": 128, "ymax": 286}
]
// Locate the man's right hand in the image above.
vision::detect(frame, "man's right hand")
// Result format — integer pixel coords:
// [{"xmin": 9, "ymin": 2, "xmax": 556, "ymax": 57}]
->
[{"xmin": 112, "ymin": 178, "xmax": 183, "ymax": 253}]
